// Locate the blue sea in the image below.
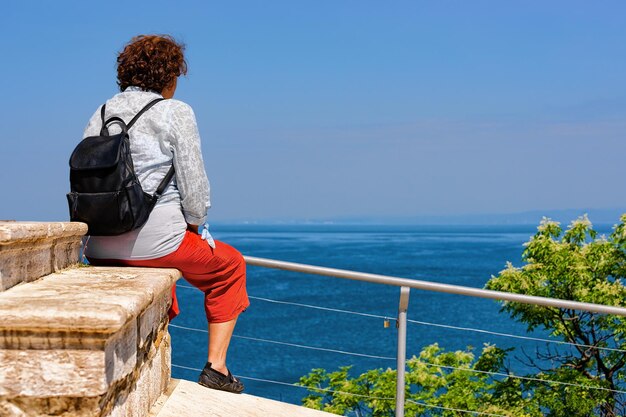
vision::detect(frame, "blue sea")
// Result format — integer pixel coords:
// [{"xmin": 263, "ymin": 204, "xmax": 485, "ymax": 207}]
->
[{"xmin": 169, "ymin": 224, "xmax": 613, "ymax": 406}]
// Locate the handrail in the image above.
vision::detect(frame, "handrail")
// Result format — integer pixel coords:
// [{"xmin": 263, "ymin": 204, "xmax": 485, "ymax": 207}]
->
[
  {"xmin": 244, "ymin": 255, "xmax": 626, "ymax": 317},
  {"xmin": 242, "ymin": 255, "xmax": 626, "ymax": 417}
]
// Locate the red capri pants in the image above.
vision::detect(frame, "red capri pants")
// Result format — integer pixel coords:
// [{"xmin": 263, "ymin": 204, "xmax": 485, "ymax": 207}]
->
[{"xmin": 90, "ymin": 231, "xmax": 249, "ymax": 323}]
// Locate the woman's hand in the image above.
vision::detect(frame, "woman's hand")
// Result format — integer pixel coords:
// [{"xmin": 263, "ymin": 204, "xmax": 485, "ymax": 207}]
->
[
  {"xmin": 201, "ymin": 223, "xmax": 216, "ymax": 249},
  {"xmin": 187, "ymin": 223, "xmax": 215, "ymax": 249}
]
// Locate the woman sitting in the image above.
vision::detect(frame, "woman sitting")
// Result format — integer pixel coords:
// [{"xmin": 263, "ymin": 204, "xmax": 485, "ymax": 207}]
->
[{"xmin": 84, "ymin": 34, "xmax": 249, "ymax": 394}]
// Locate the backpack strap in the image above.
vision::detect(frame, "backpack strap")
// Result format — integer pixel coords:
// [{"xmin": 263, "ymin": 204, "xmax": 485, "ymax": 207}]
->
[
  {"xmin": 127, "ymin": 98, "xmax": 165, "ymax": 129},
  {"xmin": 128, "ymin": 97, "xmax": 173, "ymax": 196},
  {"xmin": 154, "ymin": 165, "xmax": 176, "ymax": 198},
  {"xmin": 99, "ymin": 97, "xmax": 164, "ymax": 136},
  {"xmin": 99, "ymin": 97, "xmax": 163, "ymax": 127},
  {"xmin": 100, "ymin": 97, "xmax": 174, "ymax": 197}
]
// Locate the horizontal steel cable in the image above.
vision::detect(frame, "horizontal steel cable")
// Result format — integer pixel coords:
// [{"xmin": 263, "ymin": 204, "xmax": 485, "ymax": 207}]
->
[
  {"xmin": 177, "ymin": 284, "xmax": 385, "ymax": 319},
  {"xmin": 172, "ymin": 363, "xmax": 392, "ymax": 397},
  {"xmin": 407, "ymin": 362, "xmax": 626, "ymax": 395},
  {"xmin": 169, "ymin": 323, "xmax": 394, "ymax": 360},
  {"xmin": 171, "ymin": 364, "xmax": 506, "ymax": 417},
  {"xmin": 406, "ymin": 318, "xmax": 626, "ymax": 354},
  {"xmin": 405, "ymin": 400, "xmax": 507, "ymax": 417},
  {"xmin": 176, "ymin": 284, "xmax": 626, "ymax": 354},
  {"xmin": 169, "ymin": 321, "xmax": 626, "ymax": 396}
]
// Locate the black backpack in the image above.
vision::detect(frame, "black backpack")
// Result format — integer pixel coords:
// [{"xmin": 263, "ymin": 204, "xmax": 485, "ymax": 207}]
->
[{"xmin": 67, "ymin": 98, "xmax": 175, "ymax": 236}]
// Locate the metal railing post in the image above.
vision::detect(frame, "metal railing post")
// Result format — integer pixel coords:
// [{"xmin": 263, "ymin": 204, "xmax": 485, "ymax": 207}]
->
[{"xmin": 396, "ymin": 286, "xmax": 410, "ymax": 417}]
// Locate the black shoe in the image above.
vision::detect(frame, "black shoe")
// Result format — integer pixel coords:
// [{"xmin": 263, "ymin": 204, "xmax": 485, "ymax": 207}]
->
[{"xmin": 198, "ymin": 362, "xmax": 244, "ymax": 393}]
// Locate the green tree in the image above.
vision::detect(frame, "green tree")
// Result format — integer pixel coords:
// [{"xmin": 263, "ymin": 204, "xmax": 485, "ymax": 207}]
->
[
  {"xmin": 299, "ymin": 215, "xmax": 626, "ymax": 416},
  {"xmin": 486, "ymin": 214, "xmax": 626, "ymax": 416}
]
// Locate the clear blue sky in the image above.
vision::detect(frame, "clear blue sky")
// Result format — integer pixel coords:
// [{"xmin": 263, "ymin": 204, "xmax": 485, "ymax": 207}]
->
[{"xmin": 1, "ymin": 1, "xmax": 625, "ymax": 222}]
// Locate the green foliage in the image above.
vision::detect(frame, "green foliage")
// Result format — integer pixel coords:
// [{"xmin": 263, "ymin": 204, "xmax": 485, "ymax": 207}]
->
[
  {"xmin": 300, "ymin": 343, "xmax": 537, "ymax": 416},
  {"xmin": 485, "ymin": 214, "xmax": 626, "ymax": 416},
  {"xmin": 300, "ymin": 215, "xmax": 626, "ymax": 416}
]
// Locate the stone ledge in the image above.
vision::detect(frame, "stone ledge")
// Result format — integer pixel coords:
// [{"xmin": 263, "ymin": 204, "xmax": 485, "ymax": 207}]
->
[
  {"xmin": 0, "ymin": 221, "xmax": 87, "ymax": 245},
  {"xmin": 0, "ymin": 264, "xmax": 179, "ymax": 414},
  {"xmin": 0, "ymin": 266, "xmax": 180, "ymax": 338},
  {"xmin": 0, "ymin": 221, "xmax": 87, "ymax": 291}
]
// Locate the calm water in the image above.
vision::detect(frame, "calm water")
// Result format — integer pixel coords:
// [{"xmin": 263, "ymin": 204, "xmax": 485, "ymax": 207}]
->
[{"xmin": 169, "ymin": 224, "xmax": 612, "ymax": 405}]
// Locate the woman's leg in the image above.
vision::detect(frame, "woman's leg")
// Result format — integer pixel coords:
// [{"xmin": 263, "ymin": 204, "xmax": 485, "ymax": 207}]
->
[
  {"xmin": 89, "ymin": 231, "xmax": 249, "ymax": 382},
  {"xmin": 208, "ymin": 317, "xmax": 238, "ymax": 375},
  {"xmin": 178, "ymin": 234, "xmax": 248, "ymax": 376}
]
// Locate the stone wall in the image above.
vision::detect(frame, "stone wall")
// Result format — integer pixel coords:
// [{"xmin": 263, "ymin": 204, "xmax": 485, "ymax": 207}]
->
[
  {"xmin": 0, "ymin": 222, "xmax": 180, "ymax": 417},
  {"xmin": 0, "ymin": 222, "xmax": 87, "ymax": 292}
]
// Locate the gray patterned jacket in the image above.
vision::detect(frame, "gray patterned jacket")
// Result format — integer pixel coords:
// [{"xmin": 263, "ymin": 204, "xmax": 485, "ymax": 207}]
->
[{"xmin": 83, "ymin": 87, "xmax": 210, "ymax": 225}]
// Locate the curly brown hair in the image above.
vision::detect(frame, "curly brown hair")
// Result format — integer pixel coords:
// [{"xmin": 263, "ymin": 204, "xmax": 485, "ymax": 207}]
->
[{"xmin": 117, "ymin": 35, "xmax": 188, "ymax": 93}]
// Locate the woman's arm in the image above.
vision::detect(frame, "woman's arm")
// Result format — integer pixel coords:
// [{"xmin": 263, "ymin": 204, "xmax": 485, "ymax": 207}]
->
[{"xmin": 169, "ymin": 101, "xmax": 211, "ymax": 226}]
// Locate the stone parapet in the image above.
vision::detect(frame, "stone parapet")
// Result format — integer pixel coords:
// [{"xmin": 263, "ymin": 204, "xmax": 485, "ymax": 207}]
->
[
  {"xmin": 0, "ymin": 221, "xmax": 88, "ymax": 292},
  {"xmin": 0, "ymin": 223, "xmax": 181, "ymax": 417}
]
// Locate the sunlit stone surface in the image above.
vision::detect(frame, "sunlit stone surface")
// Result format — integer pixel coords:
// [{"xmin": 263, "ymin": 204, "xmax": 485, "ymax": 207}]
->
[
  {"xmin": 150, "ymin": 380, "xmax": 340, "ymax": 417},
  {"xmin": 0, "ymin": 221, "xmax": 87, "ymax": 291},
  {"xmin": 0, "ymin": 222, "xmax": 180, "ymax": 417}
]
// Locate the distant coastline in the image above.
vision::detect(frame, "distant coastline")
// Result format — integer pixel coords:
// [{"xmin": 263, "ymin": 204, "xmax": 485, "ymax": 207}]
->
[{"xmin": 212, "ymin": 207, "xmax": 626, "ymax": 227}]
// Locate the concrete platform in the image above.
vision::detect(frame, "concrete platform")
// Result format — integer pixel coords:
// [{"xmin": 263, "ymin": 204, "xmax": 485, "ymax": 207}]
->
[{"xmin": 151, "ymin": 379, "xmax": 339, "ymax": 417}]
